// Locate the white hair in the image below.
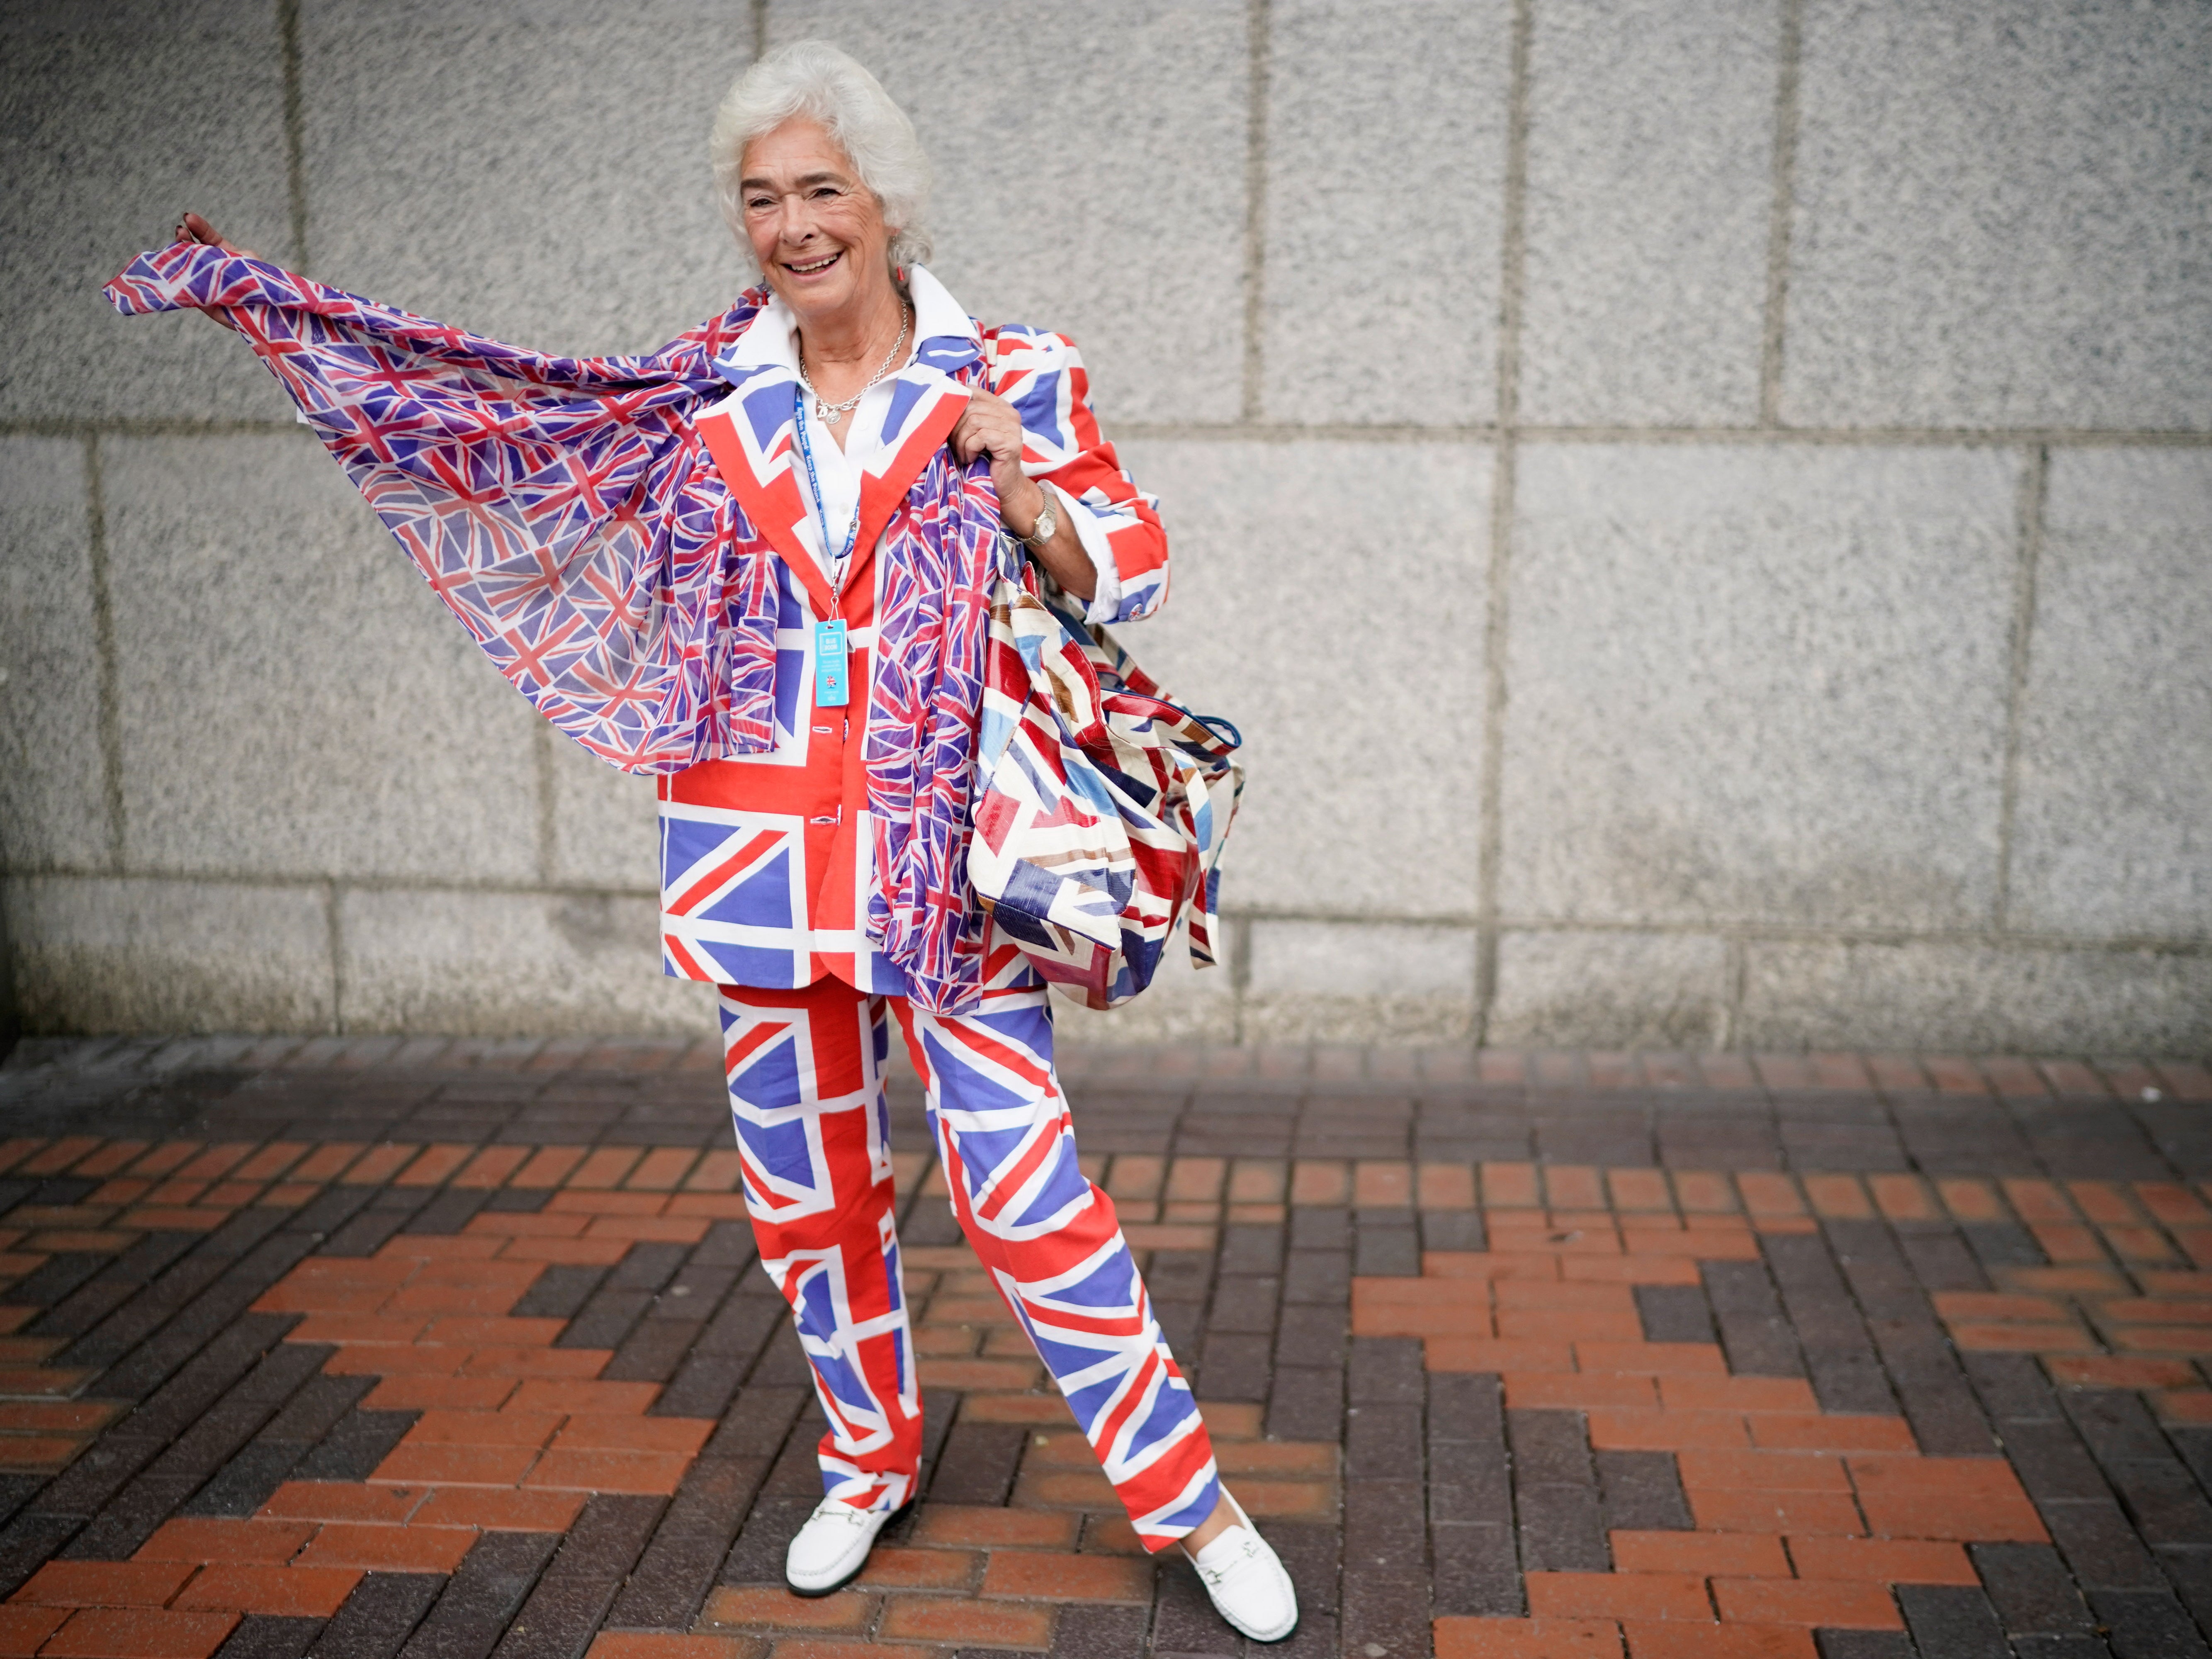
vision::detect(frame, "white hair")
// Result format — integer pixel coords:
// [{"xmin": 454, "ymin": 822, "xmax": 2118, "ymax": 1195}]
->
[{"xmin": 710, "ymin": 40, "xmax": 934, "ymax": 275}]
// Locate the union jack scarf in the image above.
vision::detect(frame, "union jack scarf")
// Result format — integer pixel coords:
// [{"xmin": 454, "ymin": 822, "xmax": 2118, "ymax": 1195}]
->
[{"xmin": 104, "ymin": 242, "xmax": 1001, "ymax": 1010}]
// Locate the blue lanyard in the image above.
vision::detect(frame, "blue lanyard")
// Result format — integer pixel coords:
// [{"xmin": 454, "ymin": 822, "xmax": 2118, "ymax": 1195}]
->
[{"xmin": 792, "ymin": 384, "xmax": 861, "ymax": 600}]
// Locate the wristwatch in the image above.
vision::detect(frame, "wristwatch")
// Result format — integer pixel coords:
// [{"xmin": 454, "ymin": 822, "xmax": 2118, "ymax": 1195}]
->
[{"xmin": 1020, "ymin": 488, "xmax": 1059, "ymax": 550}]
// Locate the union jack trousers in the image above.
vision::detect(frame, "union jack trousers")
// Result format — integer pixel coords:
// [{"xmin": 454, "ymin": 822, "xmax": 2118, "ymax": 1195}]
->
[{"xmin": 721, "ymin": 963, "xmax": 1222, "ymax": 1552}]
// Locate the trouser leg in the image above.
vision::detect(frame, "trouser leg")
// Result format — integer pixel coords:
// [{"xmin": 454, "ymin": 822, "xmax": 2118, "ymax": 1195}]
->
[
  {"xmin": 720, "ymin": 977, "xmax": 919, "ymax": 1512},
  {"xmin": 891, "ymin": 980, "xmax": 1221, "ymax": 1552}
]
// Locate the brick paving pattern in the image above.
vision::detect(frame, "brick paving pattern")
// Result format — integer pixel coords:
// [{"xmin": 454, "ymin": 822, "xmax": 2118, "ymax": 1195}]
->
[{"xmin": 0, "ymin": 1039, "xmax": 2207, "ymax": 1659}]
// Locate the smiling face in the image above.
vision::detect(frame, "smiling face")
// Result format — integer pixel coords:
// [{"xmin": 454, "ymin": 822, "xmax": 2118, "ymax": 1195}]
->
[{"xmin": 739, "ymin": 117, "xmax": 897, "ymax": 331}]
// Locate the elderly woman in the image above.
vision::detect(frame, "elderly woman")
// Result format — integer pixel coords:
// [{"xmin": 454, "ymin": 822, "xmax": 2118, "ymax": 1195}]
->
[{"xmin": 119, "ymin": 39, "xmax": 1294, "ymax": 1644}]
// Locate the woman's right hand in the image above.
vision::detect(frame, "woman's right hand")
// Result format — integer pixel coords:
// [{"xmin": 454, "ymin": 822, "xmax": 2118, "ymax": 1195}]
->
[{"xmin": 173, "ymin": 212, "xmax": 263, "ymax": 263}]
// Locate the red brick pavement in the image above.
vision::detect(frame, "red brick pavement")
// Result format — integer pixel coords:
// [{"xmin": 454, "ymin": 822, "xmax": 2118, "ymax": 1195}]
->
[{"xmin": 0, "ymin": 1039, "xmax": 2205, "ymax": 1656}]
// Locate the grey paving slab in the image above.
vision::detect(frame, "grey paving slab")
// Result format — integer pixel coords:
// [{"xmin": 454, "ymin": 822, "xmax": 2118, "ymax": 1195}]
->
[
  {"xmin": 1518, "ymin": 0, "xmax": 1779, "ymax": 426},
  {"xmin": 770, "ymin": 0, "xmax": 1251, "ymax": 425},
  {"xmin": 100, "ymin": 434, "xmax": 541, "ymax": 883},
  {"xmin": 298, "ymin": 0, "xmax": 752, "ymax": 358},
  {"xmin": 2010, "ymin": 449, "xmax": 2212, "ymax": 938},
  {"xmin": 0, "ymin": 0, "xmax": 296, "ymax": 424},
  {"xmin": 1781, "ymin": 0, "xmax": 2212, "ymax": 430},
  {"xmin": 1260, "ymin": 0, "xmax": 1510, "ymax": 426},
  {"xmin": 1501, "ymin": 442, "xmax": 2020, "ymax": 929},
  {"xmin": 0, "ymin": 439, "xmax": 108, "ymax": 870},
  {"xmin": 1117, "ymin": 438, "xmax": 1489, "ymax": 916}
]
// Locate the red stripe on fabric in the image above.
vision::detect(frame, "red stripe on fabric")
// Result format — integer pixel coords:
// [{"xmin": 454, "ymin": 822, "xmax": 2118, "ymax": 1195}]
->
[
  {"xmin": 722, "ymin": 1019, "xmax": 789, "ymax": 1078},
  {"xmin": 1092, "ymin": 1344, "xmax": 1164, "ymax": 1463},
  {"xmin": 663, "ymin": 933, "xmax": 711, "ymax": 981},
  {"xmin": 1065, "ymin": 359, "xmax": 1101, "ymax": 451},
  {"xmin": 693, "ymin": 407, "xmax": 839, "ymax": 618},
  {"xmin": 1116, "ymin": 1429, "xmax": 1216, "ymax": 1510},
  {"xmin": 975, "ymin": 1121, "xmax": 1068, "ymax": 1225},
  {"xmin": 737, "ymin": 1146, "xmax": 794, "ymax": 1211},
  {"xmin": 1127, "ymin": 1471, "xmax": 1220, "ymax": 1547},
  {"xmin": 1019, "ymin": 1302, "xmax": 1146, "ymax": 1339},
  {"xmin": 890, "ymin": 1000, "xmax": 936, "ymax": 1098},
  {"xmin": 671, "ymin": 829, "xmax": 783, "ymax": 915},
  {"xmin": 850, "ymin": 388, "xmax": 968, "ymax": 586},
  {"xmin": 1106, "ymin": 515, "xmax": 1168, "ymax": 579},
  {"xmin": 936, "ymin": 1021, "xmax": 1053, "ymax": 1093}
]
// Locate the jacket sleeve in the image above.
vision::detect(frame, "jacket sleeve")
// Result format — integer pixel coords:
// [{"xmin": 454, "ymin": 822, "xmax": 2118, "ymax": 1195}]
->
[{"xmin": 984, "ymin": 326, "xmax": 1169, "ymax": 624}]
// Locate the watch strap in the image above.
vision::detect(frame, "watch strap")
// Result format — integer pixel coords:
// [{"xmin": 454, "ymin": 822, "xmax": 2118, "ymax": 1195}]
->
[{"xmin": 1022, "ymin": 487, "xmax": 1059, "ymax": 550}]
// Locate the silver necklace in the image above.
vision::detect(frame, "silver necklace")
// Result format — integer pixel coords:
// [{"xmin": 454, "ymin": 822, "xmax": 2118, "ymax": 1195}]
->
[{"xmin": 796, "ymin": 304, "xmax": 911, "ymax": 426}]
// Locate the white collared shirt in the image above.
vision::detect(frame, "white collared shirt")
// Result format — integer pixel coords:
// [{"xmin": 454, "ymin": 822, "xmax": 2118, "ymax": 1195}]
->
[{"xmin": 723, "ymin": 266, "xmax": 1122, "ymax": 618}]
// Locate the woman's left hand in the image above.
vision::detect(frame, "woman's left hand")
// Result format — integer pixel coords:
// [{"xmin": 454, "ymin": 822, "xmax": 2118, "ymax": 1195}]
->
[
  {"xmin": 950, "ymin": 388, "xmax": 1047, "ymax": 535},
  {"xmin": 174, "ymin": 212, "xmax": 264, "ymax": 263},
  {"xmin": 949, "ymin": 386, "xmax": 1095, "ymax": 600}
]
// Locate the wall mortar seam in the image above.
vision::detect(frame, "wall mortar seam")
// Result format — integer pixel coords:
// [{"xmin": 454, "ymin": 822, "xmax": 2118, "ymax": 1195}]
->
[
  {"xmin": 1758, "ymin": 0, "xmax": 1805, "ymax": 426},
  {"xmin": 1230, "ymin": 912, "xmax": 1254, "ymax": 1048},
  {"xmin": 1993, "ymin": 444, "xmax": 2049, "ymax": 934},
  {"xmin": 10, "ymin": 419, "xmax": 2212, "ymax": 447},
  {"xmin": 1112, "ymin": 423, "xmax": 2212, "ymax": 447},
  {"xmin": 278, "ymin": 0, "xmax": 308, "ymax": 271},
  {"xmin": 1721, "ymin": 935, "xmax": 1748, "ymax": 1052},
  {"xmin": 532, "ymin": 722, "xmax": 557, "ymax": 886},
  {"xmin": 325, "ymin": 878, "xmax": 343, "ymax": 1036},
  {"xmin": 1251, "ymin": 908, "xmax": 2212, "ymax": 955},
  {"xmin": 81, "ymin": 435, "xmax": 126, "ymax": 873},
  {"xmin": 1474, "ymin": 0, "xmax": 1536, "ymax": 1048},
  {"xmin": 1107, "ymin": 424, "xmax": 2212, "ymax": 446},
  {"xmin": 3, "ymin": 868, "xmax": 2204, "ymax": 956},
  {"xmin": 1240, "ymin": 0, "xmax": 1271, "ymax": 423},
  {"xmin": 0, "ymin": 868, "xmax": 654, "ymax": 901}
]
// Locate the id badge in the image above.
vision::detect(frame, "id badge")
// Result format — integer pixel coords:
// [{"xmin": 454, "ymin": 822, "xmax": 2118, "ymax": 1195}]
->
[{"xmin": 813, "ymin": 618, "xmax": 850, "ymax": 708}]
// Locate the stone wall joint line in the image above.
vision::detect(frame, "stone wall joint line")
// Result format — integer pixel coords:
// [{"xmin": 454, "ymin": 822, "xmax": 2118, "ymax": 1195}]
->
[
  {"xmin": 324, "ymin": 877, "xmax": 344, "ymax": 1037},
  {"xmin": 1240, "ymin": 0, "xmax": 1271, "ymax": 424},
  {"xmin": 1720, "ymin": 936, "xmax": 1749, "ymax": 1051},
  {"xmin": 1474, "ymin": 0, "xmax": 1537, "ymax": 1047},
  {"xmin": 81, "ymin": 435, "xmax": 126, "ymax": 873},
  {"xmin": 278, "ymin": 0, "xmax": 308, "ymax": 272},
  {"xmin": 532, "ymin": 722, "xmax": 558, "ymax": 887},
  {"xmin": 10, "ymin": 420, "xmax": 2207, "ymax": 447},
  {"xmin": 1759, "ymin": 0, "xmax": 1806, "ymax": 426},
  {"xmin": 1994, "ymin": 444, "xmax": 2049, "ymax": 935}
]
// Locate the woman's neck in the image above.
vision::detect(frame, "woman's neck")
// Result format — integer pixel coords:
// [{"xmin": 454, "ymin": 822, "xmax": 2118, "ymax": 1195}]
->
[{"xmin": 794, "ymin": 282, "xmax": 909, "ymax": 403}]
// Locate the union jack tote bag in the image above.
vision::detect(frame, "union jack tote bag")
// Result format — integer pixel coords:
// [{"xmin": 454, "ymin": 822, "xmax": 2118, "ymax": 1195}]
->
[{"xmin": 968, "ymin": 568, "xmax": 1244, "ymax": 1011}]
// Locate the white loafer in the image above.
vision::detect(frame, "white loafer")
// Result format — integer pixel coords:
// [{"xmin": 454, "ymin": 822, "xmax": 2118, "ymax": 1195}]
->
[
  {"xmin": 785, "ymin": 1496, "xmax": 904, "ymax": 1597},
  {"xmin": 1185, "ymin": 1495, "xmax": 1299, "ymax": 1643}
]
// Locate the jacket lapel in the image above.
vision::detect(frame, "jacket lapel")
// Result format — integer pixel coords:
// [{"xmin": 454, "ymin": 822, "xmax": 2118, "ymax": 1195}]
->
[
  {"xmin": 692, "ymin": 268, "xmax": 987, "ymax": 619},
  {"xmin": 847, "ymin": 355, "xmax": 974, "ymax": 582},
  {"xmin": 846, "ymin": 268, "xmax": 987, "ymax": 580},
  {"xmin": 692, "ymin": 360, "xmax": 839, "ymax": 618}
]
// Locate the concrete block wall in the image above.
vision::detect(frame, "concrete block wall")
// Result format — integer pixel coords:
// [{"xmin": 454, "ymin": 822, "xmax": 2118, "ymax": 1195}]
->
[{"xmin": 3, "ymin": 0, "xmax": 2206, "ymax": 1052}]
